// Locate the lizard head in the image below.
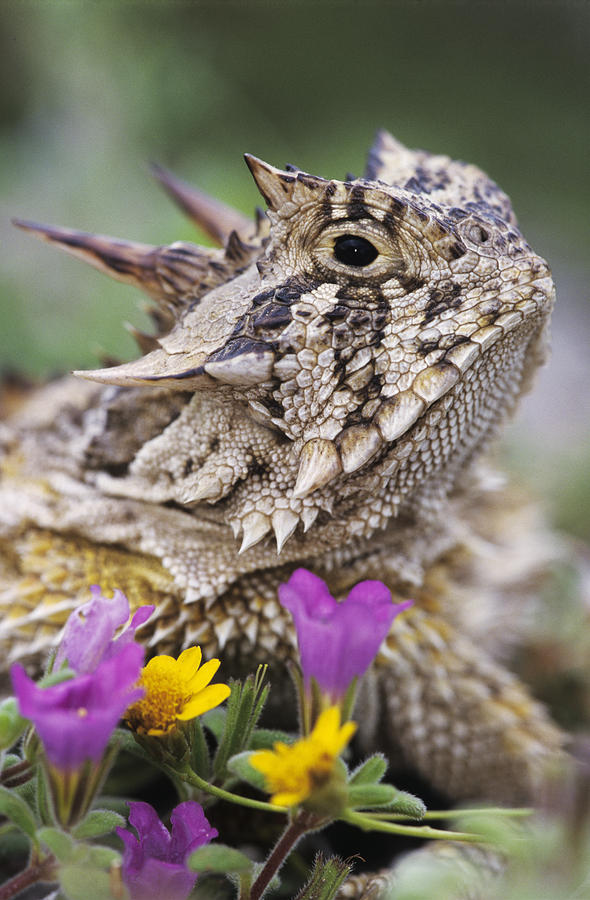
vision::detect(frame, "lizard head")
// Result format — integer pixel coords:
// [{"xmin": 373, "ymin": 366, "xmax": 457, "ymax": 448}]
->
[{"xmin": 15, "ymin": 132, "xmax": 555, "ymax": 561}]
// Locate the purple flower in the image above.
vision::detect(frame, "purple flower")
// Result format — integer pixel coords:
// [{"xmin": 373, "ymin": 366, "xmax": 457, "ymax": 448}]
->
[
  {"xmin": 279, "ymin": 569, "xmax": 412, "ymax": 700},
  {"xmin": 116, "ymin": 800, "xmax": 218, "ymax": 900},
  {"xmin": 54, "ymin": 585, "xmax": 154, "ymax": 675},
  {"xmin": 11, "ymin": 643, "xmax": 145, "ymax": 770}
]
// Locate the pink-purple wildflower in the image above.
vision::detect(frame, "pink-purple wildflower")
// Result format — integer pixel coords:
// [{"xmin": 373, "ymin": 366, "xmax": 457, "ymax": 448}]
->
[
  {"xmin": 11, "ymin": 643, "xmax": 145, "ymax": 770},
  {"xmin": 279, "ymin": 568, "xmax": 412, "ymax": 701},
  {"xmin": 54, "ymin": 585, "xmax": 154, "ymax": 674},
  {"xmin": 116, "ymin": 800, "xmax": 218, "ymax": 900}
]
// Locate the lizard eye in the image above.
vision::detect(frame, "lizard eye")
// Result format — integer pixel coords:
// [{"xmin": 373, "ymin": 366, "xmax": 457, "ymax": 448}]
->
[{"xmin": 333, "ymin": 234, "xmax": 379, "ymax": 267}]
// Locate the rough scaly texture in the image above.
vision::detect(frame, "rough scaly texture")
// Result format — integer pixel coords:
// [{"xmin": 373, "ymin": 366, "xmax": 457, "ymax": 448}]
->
[{"xmin": 0, "ymin": 131, "xmax": 563, "ymax": 804}]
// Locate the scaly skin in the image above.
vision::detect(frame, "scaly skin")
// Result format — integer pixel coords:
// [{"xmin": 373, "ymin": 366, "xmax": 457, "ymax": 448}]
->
[{"xmin": 0, "ymin": 131, "xmax": 563, "ymax": 803}]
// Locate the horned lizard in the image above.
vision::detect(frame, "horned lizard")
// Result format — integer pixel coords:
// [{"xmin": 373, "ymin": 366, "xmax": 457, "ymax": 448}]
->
[{"xmin": 0, "ymin": 130, "xmax": 563, "ymax": 805}]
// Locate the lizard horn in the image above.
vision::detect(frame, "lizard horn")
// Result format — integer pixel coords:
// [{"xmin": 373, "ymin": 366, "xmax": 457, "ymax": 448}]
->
[
  {"xmin": 244, "ymin": 155, "xmax": 340, "ymax": 215},
  {"xmin": 12, "ymin": 219, "xmax": 220, "ymax": 307},
  {"xmin": 150, "ymin": 163, "xmax": 254, "ymax": 246}
]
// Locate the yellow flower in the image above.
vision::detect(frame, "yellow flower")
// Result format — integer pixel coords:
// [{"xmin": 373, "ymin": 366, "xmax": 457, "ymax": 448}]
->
[
  {"xmin": 250, "ymin": 706, "xmax": 357, "ymax": 808},
  {"xmin": 126, "ymin": 646, "xmax": 230, "ymax": 736}
]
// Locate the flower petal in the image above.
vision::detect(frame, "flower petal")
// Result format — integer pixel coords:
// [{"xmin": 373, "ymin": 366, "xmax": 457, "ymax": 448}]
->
[
  {"xmin": 279, "ymin": 568, "xmax": 337, "ymax": 619},
  {"xmin": 127, "ymin": 800, "xmax": 171, "ymax": 860},
  {"xmin": 176, "ymin": 646, "xmax": 202, "ymax": 679},
  {"xmin": 184, "ymin": 657, "xmax": 221, "ymax": 694},
  {"xmin": 175, "ymin": 683, "xmax": 231, "ymax": 720},
  {"xmin": 54, "ymin": 587, "xmax": 130, "ymax": 674},
  {"xmin": 169, "ymin": 801, "xmax": 218, "ymax": 861}
]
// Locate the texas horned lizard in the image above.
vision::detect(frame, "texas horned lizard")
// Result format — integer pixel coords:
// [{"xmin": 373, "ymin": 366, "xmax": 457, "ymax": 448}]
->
[{"xmin": 0, "ymin": 131, "xmax": 563, "ymax": 804}]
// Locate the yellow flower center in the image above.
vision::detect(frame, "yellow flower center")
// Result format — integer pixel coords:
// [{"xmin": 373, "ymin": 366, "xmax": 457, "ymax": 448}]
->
[{"xmin": 127, "ymin": 656, "xmax": 189, "ymax": 734}]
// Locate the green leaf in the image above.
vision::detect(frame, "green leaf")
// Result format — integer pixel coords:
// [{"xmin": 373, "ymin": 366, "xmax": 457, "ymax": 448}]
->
[
  {"xmin": 212, "ymin": 668, "xmax": 270, "ymax": 781},
  {"xmin": 347, "ymin": 783, "xmax": 397, "ymax": 809},
  {"xmin": 382, "ymin": 790, "xmax": 426, "ymax": 820},
  {"xmin": 72, "ymin": 808, "xmax": 125, "ymax": 839},
  {"xmin": 0, "ymin": 698, "xmax": 28, "ymax": 750},
  {"xmin": 37, "ymin": 826, "xmax": 75, "ymax": 863},
  {"xmin": 294, "ymin": 853, "xmax": 354, "ymax": 900},
  {"xmin": 187, "ymin": 842, "xmax": 254, "ymax": 874},
  {"xmin": 226, "ymin": 751, "xmax": 269, "ymax": 792},
  {"xmin": 59, "ymin": 865, "xmax": 116, "ymax": 900},
  {"xmin": 349, "ymin": 753, "xmax": 388, "ymax": 786},
  {"xmin": 0, "ymin": 784, "xmax": 37, "ymax": 839},
  {"xmin": 248, "ymin": 727, "xmax": 295, "ymax": 749},
  {"xmin": 185, "ymin": 718, "xmax": 211, "ymax": 780}
]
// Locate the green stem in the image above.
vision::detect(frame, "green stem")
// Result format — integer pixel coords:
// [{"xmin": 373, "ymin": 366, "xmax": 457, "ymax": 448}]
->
[
  {"xmin": 249, "ymin": 811, "xmax": 318, "ymax": 900},
  {"xmin": 365, "ymin": 807, "xmax": 533, "ymax": 822},
  {"xmin": 425, "ymin": 807, "xmax": 533, "ymax": 820},
  {"xmin": 341, "ymin": 810, "xmax": 483, "ymax": 842},
  {"xmin": 168, "ymin": 764, "xmax": 288, "ymax": 815}
]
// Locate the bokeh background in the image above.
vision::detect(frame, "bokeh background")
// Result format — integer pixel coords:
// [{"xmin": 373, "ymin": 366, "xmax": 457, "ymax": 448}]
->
[{"xmin": 1, "ymin": 0, "xmax": 589, "ymax": 543}]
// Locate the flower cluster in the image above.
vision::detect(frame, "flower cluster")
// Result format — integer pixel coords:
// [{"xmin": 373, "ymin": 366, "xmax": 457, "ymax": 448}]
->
[{"xmin": 2, "ymin": 569, "xmax": 428, "ymax": 900}]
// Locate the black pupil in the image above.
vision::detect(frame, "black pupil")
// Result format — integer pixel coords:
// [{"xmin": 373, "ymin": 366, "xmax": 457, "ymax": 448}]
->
[{"xmin": 333, "ymin": 234, "xmax": 378, "ymax": 267}]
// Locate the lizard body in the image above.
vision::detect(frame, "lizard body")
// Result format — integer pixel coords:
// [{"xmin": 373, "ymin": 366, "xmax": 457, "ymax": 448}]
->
[{"xmin": 0, "ymin": 131, "xmax": 563, "ymax": 803}]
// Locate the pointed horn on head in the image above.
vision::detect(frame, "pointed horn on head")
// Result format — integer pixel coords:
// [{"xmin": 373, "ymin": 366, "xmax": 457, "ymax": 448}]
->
[
  {"xmin": 73, "ymin": 346, "xmax": 215, "ymax": 391},
  {"xmin": 244, "ymin": 154, "xmax": 335, "ymax": 214},
  {"xmin": 13, "ymin": 219, "xmax": 161, "ymax": 288},
  {"xmin": 365, "ymin": 129, "xmax": 408, "ymax": 181},
  {"xmin": 13, "ymin": 219, "xmax": 221, "ymax": 307},
  {"xmin": 244, "ymin": 154, "xmax": 298, "ymax": 212},
  {"xmin": 150, "ymin": 163, "xmax": 254, "ymax": 246}
]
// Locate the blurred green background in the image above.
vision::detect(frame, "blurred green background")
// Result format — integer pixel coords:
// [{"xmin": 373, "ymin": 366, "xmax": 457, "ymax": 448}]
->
[{"xmin": 0, "ymin": 0, "xmax": 589, "ymax": 539}]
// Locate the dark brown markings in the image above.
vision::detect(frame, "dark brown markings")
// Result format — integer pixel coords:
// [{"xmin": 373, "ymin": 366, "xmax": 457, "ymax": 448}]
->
[
  {"xmin": 274, "ymin": 276, "xmax": 317, "ymax": 302},
  {"xmin": 389, "ymin": 197, "xmax": 407, "ymax": 218},
  {"xmin": 321, "ymin": 200, "xmax": 334, "ymax": 220},
  {"xmin": 251, "ymin": 288, "xmax": 277, "ymax": 307},
  {"xmin": 348, "ymin": 310, "xmax": 372, "ymax": 327},
  {"xmin": 417, "ymin": 338, "xmax": 441, "ymax": 356},
  {"xmin": 381, "ymin": 211, "xmax": 398, "ymax": 233},
  {"xmin": 324, "ymin": 304, "xmax": 349, "ymax": 321},
  {"xmin": 346, "ymin": 183, "xmax": 371, "ymax": 221},
  {"xmin": 225, "ymin": 230, "xmax": 253, "ymax": 263},
  {"xmin": 251, "ymin": 305, "xmax": 293, "ymax": 331},
  {"xmin": 265, "ymin": 395, "xmax": 285, "ymax": 419},
  {"xmin": 183, "ymin": 458, "xmax": 194, "ymax": 477},
  {"xmin": 206, "ymin": 337, "xmax": 271, "ymax": 365},
  {"xmin": 297, "ymin": 172, "xmax": 327, "ymax": 190},
  {"xmin": 248, "ymin": 457, "xmax": 269, "ymax": 479},
  {"xmin": 398, "ymin": 273, "xmax": 425, "ymax": 294},
  {"xmin": 423, "ymin": 282, "xmax": 462, "ymax": 323},
  {"xmin": 446, "ymin": 242, "xmax": 467, "ymax": 260},
  {"xmin": 404, "ymin": 176, "xmax": 429, "ymax": 194}
]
